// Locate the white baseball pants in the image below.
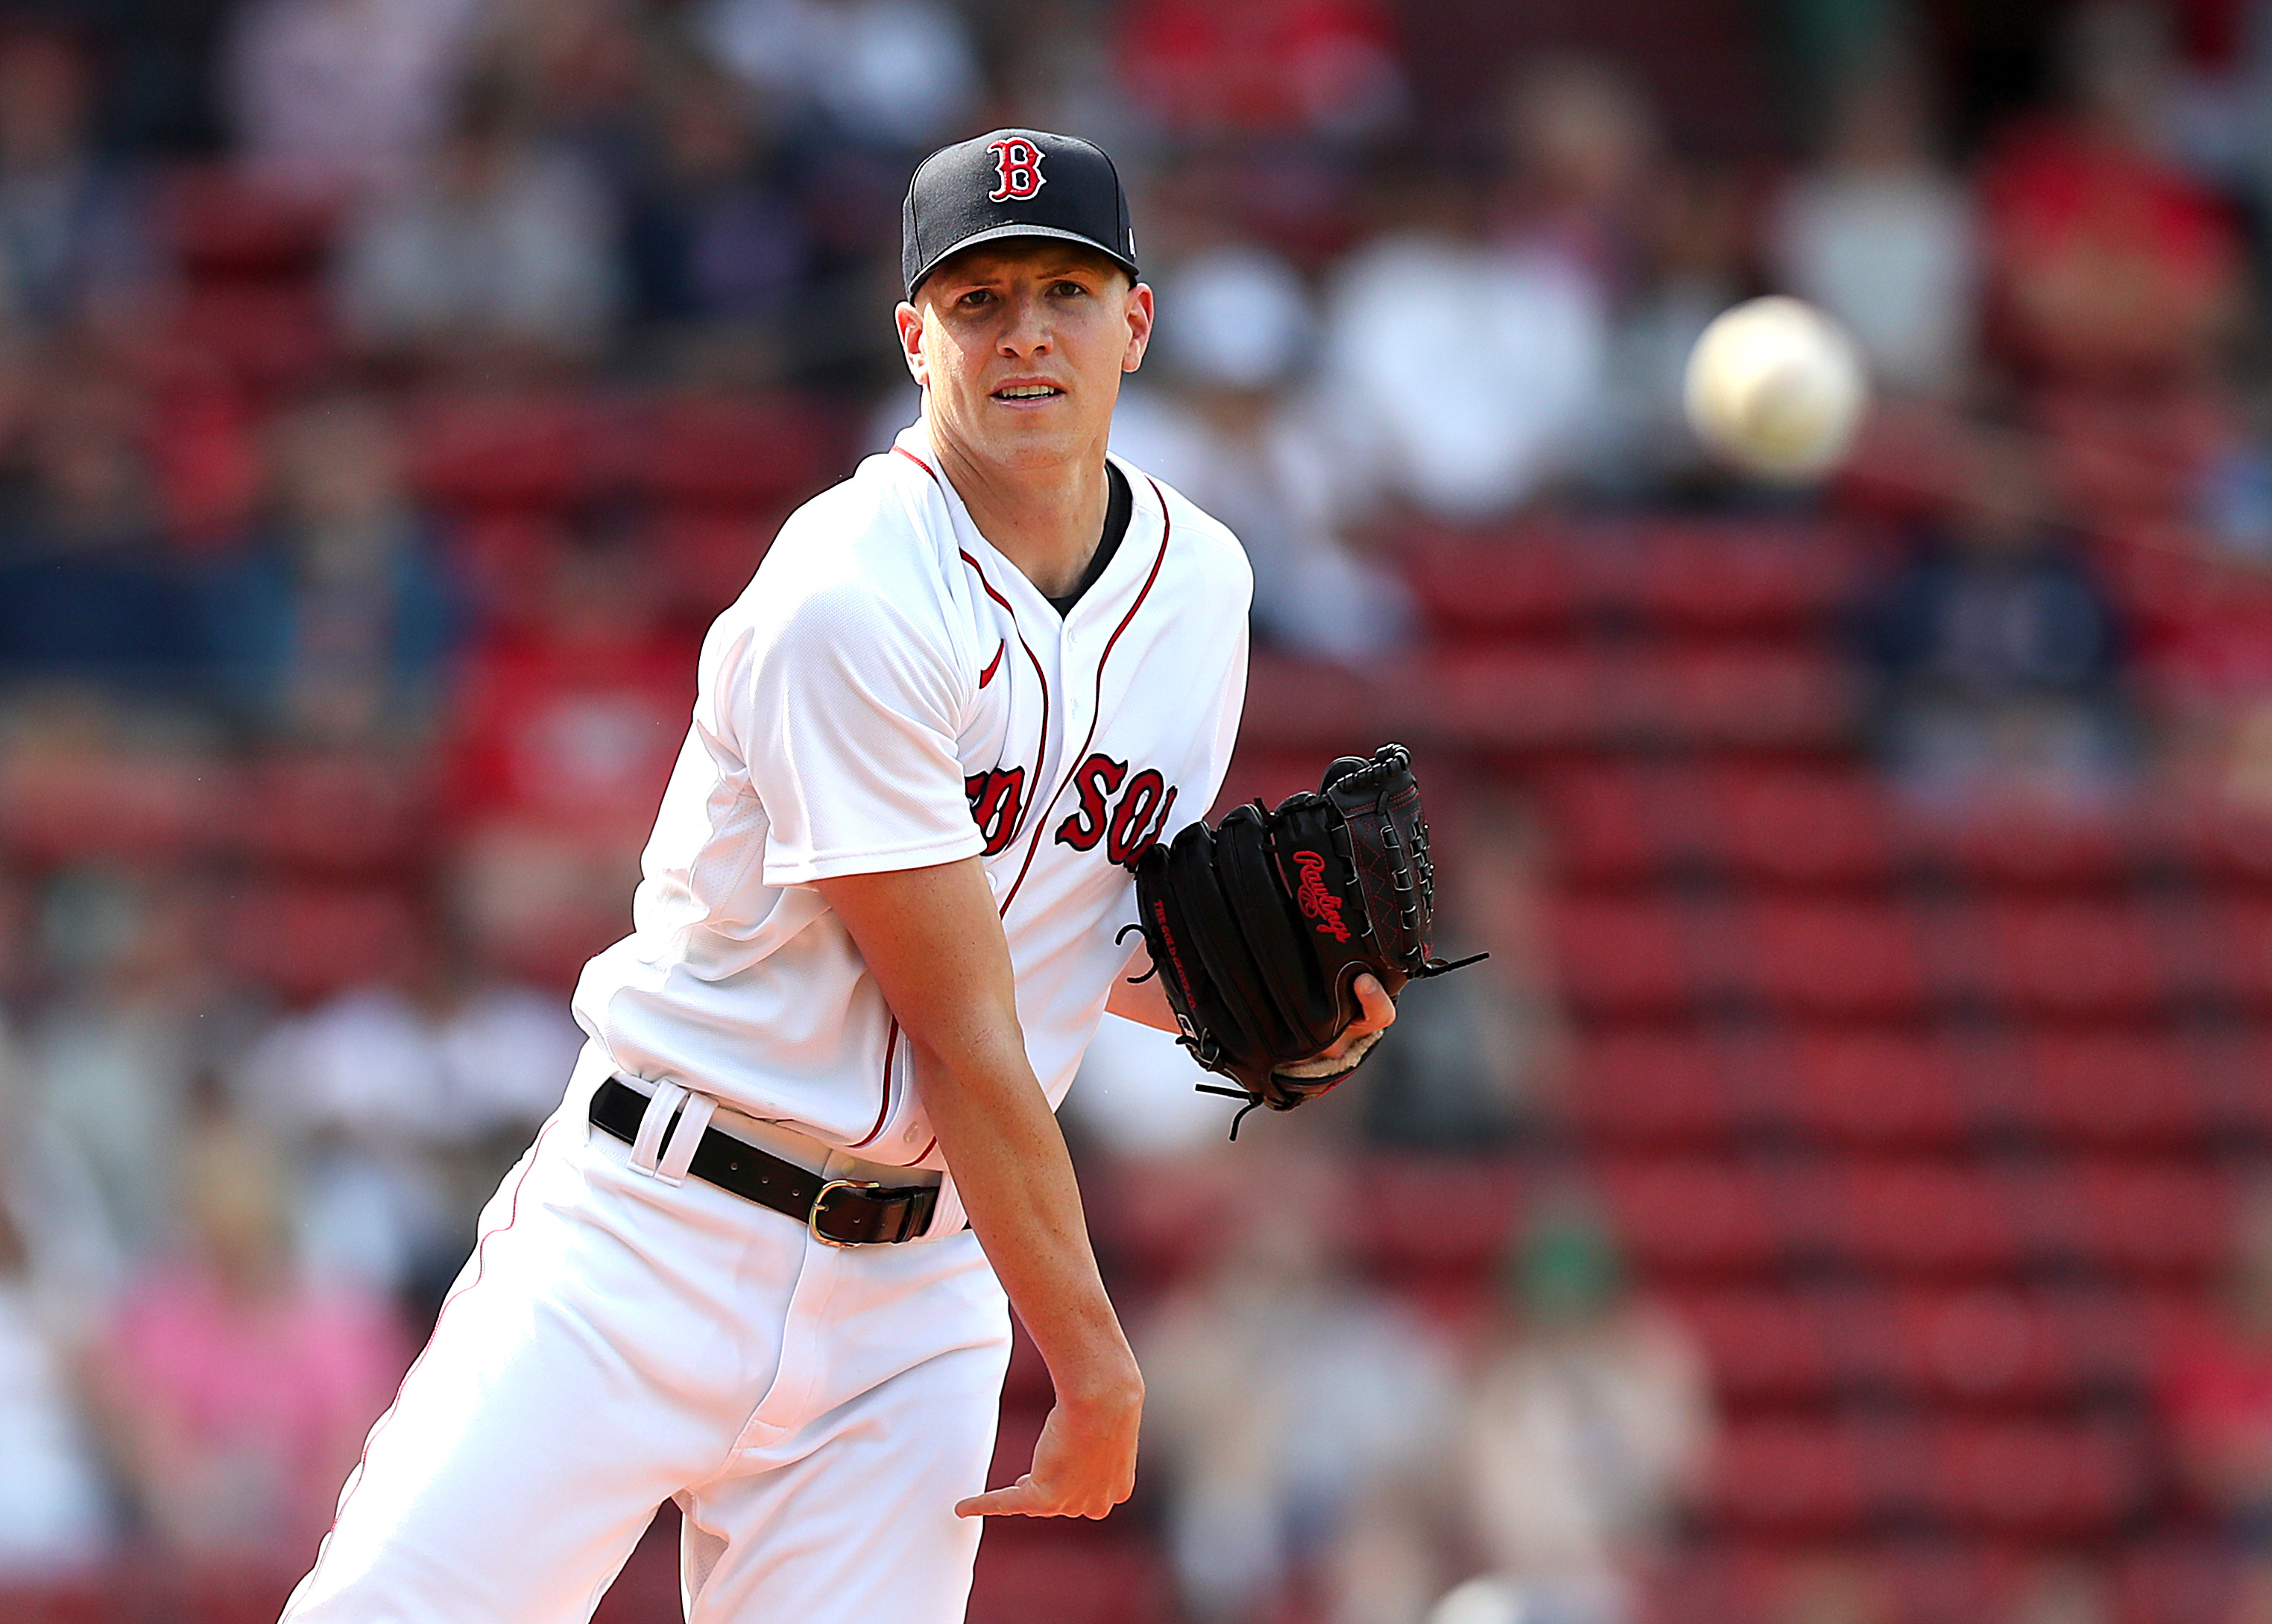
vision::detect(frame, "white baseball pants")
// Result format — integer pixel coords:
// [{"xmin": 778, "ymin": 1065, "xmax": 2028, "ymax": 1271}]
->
[{"xmin": 280, "ymin": 1046, "xmax": 1012, "ymax": 1624}]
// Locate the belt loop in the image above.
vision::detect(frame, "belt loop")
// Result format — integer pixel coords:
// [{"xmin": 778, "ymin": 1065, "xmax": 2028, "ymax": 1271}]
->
[
  {"xmin": 656, "ymin": 1092, "xmax": 716, "ymax": 1184},
  {"xmin": 629, "ymin": 1081, "xmax": 688, "ymax": 1178}
]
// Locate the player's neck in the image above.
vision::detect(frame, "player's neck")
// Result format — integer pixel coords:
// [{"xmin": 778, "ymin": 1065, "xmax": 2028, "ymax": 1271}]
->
[{"xmin": 928, "ymin": 423, "xmax": 1110, "ymax": 601}]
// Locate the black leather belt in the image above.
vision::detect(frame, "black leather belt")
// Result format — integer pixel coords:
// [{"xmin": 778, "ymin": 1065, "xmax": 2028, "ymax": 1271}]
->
[{"xmin": 588, "ymin": 1077, "xmax": 939, "ymax": 1246}]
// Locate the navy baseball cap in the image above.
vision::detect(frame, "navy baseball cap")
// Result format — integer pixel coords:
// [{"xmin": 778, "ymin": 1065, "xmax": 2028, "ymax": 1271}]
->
[{"xmin": 901, "ymin": 128, "xmax": 1138, "ymax": 299}]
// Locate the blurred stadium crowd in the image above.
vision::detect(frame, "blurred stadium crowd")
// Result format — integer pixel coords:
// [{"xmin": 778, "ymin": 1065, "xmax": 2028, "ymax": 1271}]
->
[{"xmin": 12, "ymin": 1, "xmax": 2272, "ymax": 1622}]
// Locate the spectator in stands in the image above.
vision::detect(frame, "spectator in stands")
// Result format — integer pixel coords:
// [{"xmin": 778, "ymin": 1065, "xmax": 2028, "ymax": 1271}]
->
[
  {"xmin": 1451, "ymin": 1201, "xmax": 1712, "ymax": 1624},
  {"xmin": 336, "ymin": 67, "xmax": 622, "ymax": 368},
  {"xmin": 0, "ymin": 1108, "xmax": 113, "ymax": 1578},
  {"xmin": 224, "ymin": 0, "xmax": 490, "ymax": 199},
  {"xmin": 1769, "ymin": 55, "xmax": 1979, "ymax": 399},
  {"xmin": 92, "ymin": 1089, "xmax": 406, "ymax": 1564},
  {"xmin": 1854, "ymin": 429, "xmax": 2134, "ymax": 815},
  {"xmin": 1111, "ymin": 243, "xmax": 1415, "ymax": 664},
  {"xmin": 20, "ymin": 865, "xmax": 214, "ymax": 1268},
  {"xmin": 192, "ymin": 394, "xmax": 461, "ymax": 741},
  {"xmin": 1978, "ymin": 0, "xmax": 2244, "ymax": 386},
  {"xmin": 0, "ymin": 367, "xmax": 189, "ymax": 695},
  {"xmin": 2159, "ymin": 1189, "xmax": 2272, "ymax": 1589},
  {"xmin": 697, "ymin": 0, "xmax": 981, "ymax": 153},
  {"xmin": 236, "ymin": 939, "xmax": 582, "ymax": 1309},
  {"xmin": 612, "ymin": 49, "xmax": 808, "ymax": 366},
  {"xmin": 1580, "ymin": 156, "xmax": 1747, "ymax": 496},
  {"xmin": 1316, "ymin": 59, "xmax": 1645, "ymax": 522},
  {"xmin": 441, "ymin": 525, "xmax": 693, "ymax": 982},
  {"xmin": 0, "ymin": 25, "xmax": 151, "ymax": 338},
  {"xmin": 1492, "ymin": 54, "xmax": 1659, "ymax": 299},
  {"xmin": 1142, "ymin": 1162, "xmax": 1454, "ymax": 1624},
  {"xmin": 1357, "ymin": 785, "xmax": 1553, "ymax": 1149}
]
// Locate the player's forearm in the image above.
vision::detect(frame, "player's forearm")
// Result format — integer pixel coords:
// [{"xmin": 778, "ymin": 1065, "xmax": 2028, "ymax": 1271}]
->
[{"xmin": 918, "ymin": 1034, "xmax": 1140, "ymax": 1407}]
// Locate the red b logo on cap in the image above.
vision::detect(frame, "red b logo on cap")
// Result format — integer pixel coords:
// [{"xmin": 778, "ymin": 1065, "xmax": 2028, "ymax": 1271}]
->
[{"xmin": 988, "ymin": 138, "xmax": 1045, "ymax": 202}]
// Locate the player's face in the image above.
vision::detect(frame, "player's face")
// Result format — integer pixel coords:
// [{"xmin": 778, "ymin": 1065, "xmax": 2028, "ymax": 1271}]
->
[{"xmin": 896, "ymin": 243, "xmax": 1153, "ymax": 473}]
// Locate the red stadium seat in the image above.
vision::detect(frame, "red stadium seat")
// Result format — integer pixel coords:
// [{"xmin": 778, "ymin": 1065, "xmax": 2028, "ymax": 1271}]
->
[
  {"xmin": 1551, "ymin": 894, "xmax": 1697, "ymax": 1017},
  {"xmin": 232, "ymin": 749, "xmax": 430, "ymax": 873},
  {"xmin": 2114, "ymin": 1539, "xmax": 2239, "ymax": 1624},
  {"xmin": 1959, "ymin": 898, "xmax": 2167, "ymax": 1019},
  {"xmin": 1432, "ymin": 644, "xmax": 1606, "ymax": 749},
  {"xmin": 2210, "ymin": 897, "xmax": 2272, "ymax": 1010},
  {"xmin": 1743, "ymin": 897, "xmax": 1931, "ymax": 1018},
  {"xmin": 1708, "ymin": 1415, "xmax": 1870, "ymax": 1535},
  {"xmin": 170, "ymin": 282, "xmax": 336, "ymax": 394},
  {"xmin": 1536, "ymin": 760, "xmax": 1676, "ymax": 883},
  {"xmin": 409, "ymin": 392, "xmax": 611, "ymax": 513},
  {"xmin": 1935, "ymin": 894, "xmax": 2162, "ymax": 1022},
  {"xmin": 1573, "ymin": 1029, "xmax": 1738, "ymax": 1148},
  {"xmin": 1911, "ymin": 809, "xmax": 2136, "ymax": 888},
  {"xmin": 1618, "ymin": 643, "xmax": 1857, "ymax": 750},
  {"xmin": 1780, "ymin": 1027, "xmax": 1969, "ymax": 1150},
  {"xmin": 1348, "ymin": 1156, "xmax": 1525, "ymax": 1274},
  {"xmin": 1882, "ymin": 1543, "xmax": 2030, "ymax": 1624},
  {"xmin": 2071, "ymin": 1159, "xmax": 2232, "ymax": 1277},
  {"xmin": 1631, "ymin": 520, "xmax": 1867, "ymax": 632},
  {"xmin": 1603, "ymin": 1156, "xmax": 1779, "ymax": 1274},
  {"xmin": 2023, "ymin": 1029, "xmax": 2204, "ymax": 1148},
  {"xmin": 1925, "ymin": 1418, "xmax": 2145, "ymax": 1537},
  {"xmin": 0, "ymin": 739, "xmax": 233, "ymax": 862},
  {"xmin": 1235, "ymin": 653, "xmax": 1385, "ymax": 753},
  {"xmin": 1703, "ymin": 762, "xmax": 1899, "ymax": 886},
  {"xmin": 1888, "ymin": 1286, "xmax": 2077, "ymax": 1403},
  {"xmin": 2014, "ymin": 1159, "xmax": 2232, "ymax": 1277},
  {"xmin": 218, "ymin": 882, "xmax": 421, "ymax": 1004},
  {"xmin": 646, "ymin": 508, "xmax": 782, "ymax": 618},
  {"xmin": 1826, "ymin": 1157, "xmax": 2019, "ymax": 1276},
  {"xmin": 1669, "ymin": 1286, "xmax": 1835, "ymax": 1402},
  {"xmin": 163, "ymin": 166, "xmax": 335, "ymax": 277},
  {"xmin": 629, "ymin": 396, "xmax": 836, "ymax": 512},
  {"xmin": 969, "ymin": 1533, "xmax": 1169, "ymax": 1624},
  {"xmin": 2189, "ymin": 1022, "xmax": 2272, "ymax": 1139},
  {"xmin": 1400, "ymin": 528, "xmax": 1582, "ymax": 635}
]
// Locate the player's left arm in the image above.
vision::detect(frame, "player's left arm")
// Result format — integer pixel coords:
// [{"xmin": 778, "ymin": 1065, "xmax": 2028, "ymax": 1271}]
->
[
  {"xmin": 818, "ymin": 856, "xmax": 1141, "ymax": 1520},
  {"xmin": 1106, "ymin": 939, "xmax": 1398, "ymax": 1058}
]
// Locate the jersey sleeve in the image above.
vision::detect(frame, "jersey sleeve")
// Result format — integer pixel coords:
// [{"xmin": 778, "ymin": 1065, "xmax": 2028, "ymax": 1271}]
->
[{"xmin": 741, "ymin": 581, "xmax": 982, "ymax": 885}]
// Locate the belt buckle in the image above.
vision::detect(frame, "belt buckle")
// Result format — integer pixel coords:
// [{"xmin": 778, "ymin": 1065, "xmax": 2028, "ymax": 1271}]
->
[{"xmin": 808, "ymin": 1178, "xmax": 880, "ymax": 1248}]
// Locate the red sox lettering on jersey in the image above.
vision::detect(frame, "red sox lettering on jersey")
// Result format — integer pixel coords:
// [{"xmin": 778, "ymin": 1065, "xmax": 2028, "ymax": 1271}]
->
[
  {"xmin": 964, "ymin": 768, "xmax": 1024, "ymax": 856},
  {"xmin": 1053, "ymin": 753, "xmax": 1176, "ymax": 870},
  {"xmin": 987, "ymin": 138, "xmax": 1045, "ymax": 201}
]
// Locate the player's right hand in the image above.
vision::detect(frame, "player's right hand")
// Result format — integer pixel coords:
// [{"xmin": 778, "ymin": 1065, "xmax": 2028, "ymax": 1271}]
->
[{"xmin": 954, "ymin": 1378, "xmax": 1141, "ymax": 1519}]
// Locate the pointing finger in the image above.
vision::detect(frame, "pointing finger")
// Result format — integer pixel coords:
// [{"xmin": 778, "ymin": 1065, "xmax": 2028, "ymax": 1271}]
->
[{"xmin": 956, "ymin": 1480, "xmax": 1047, "ymax": 1517}]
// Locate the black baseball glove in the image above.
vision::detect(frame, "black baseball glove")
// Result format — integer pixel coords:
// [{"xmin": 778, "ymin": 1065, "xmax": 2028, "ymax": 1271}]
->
[{"xmin": 1125, "ymin": 744, "xmax": 1485, "ymax": 1134}]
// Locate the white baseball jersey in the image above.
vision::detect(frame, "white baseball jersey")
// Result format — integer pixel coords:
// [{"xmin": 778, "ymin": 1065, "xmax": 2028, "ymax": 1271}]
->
[{"xmin": 572, "ymin": 422, "xmax": 1251, "ymax": 1178}]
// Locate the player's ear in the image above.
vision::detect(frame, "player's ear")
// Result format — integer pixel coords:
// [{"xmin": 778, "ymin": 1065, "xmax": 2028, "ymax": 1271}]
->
[
  {"xmin": 1120, "ymin": 281, "xmax": 1154, "ymax": 375},
  {"xmin": 894, "ymin": 300, "xmax": 930, "ymax": 389}
]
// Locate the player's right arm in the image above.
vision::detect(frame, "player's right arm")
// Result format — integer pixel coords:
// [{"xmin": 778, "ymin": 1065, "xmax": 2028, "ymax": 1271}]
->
[{"xmin": 816, "ymin": 856, "xmax": 1140, "ymax": 1521}]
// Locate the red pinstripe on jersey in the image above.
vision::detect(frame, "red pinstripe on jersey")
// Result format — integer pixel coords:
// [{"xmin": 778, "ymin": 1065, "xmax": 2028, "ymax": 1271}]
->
[
  {"xmin": 998, "ymin": 477, "xmax": 1170, "ymax": 914},
  {"xmin": 895, "ymin": 445, "xmax": 1050, "ymax": 846}
]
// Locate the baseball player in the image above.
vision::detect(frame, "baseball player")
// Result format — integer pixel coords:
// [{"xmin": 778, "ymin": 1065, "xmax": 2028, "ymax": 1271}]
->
[{"xmin": 278, "ymin": 128, "xmax": 1393, "ymax": 1624}]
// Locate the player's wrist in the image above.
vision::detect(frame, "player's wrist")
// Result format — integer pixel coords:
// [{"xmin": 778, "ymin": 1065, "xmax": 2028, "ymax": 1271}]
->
[{"xmin": 1050, "ymin": 1349, "xmax": 1144, "ymax": 1418}]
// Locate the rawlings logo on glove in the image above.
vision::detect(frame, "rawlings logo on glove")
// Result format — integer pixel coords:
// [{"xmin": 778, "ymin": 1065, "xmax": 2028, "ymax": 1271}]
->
[
  {"xmin": 1123, "ymin": 744, "xmax": 1486, "ymax": 1135},
  {"xmin": 1290, "ymin": 850, "xmax": 1351, "ymax": 941}
]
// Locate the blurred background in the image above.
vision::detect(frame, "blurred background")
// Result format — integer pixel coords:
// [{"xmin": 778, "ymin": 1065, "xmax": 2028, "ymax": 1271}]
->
[{"xmin": 5, "ymin": 0, "xmax": 2272, "ymax": 1622}]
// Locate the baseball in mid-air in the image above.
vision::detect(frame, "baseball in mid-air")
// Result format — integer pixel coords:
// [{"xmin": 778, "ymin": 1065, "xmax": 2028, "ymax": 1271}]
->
[{"xmin": 1683, "ymin": 294, "xmax": 1869, "ymax": 481}]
